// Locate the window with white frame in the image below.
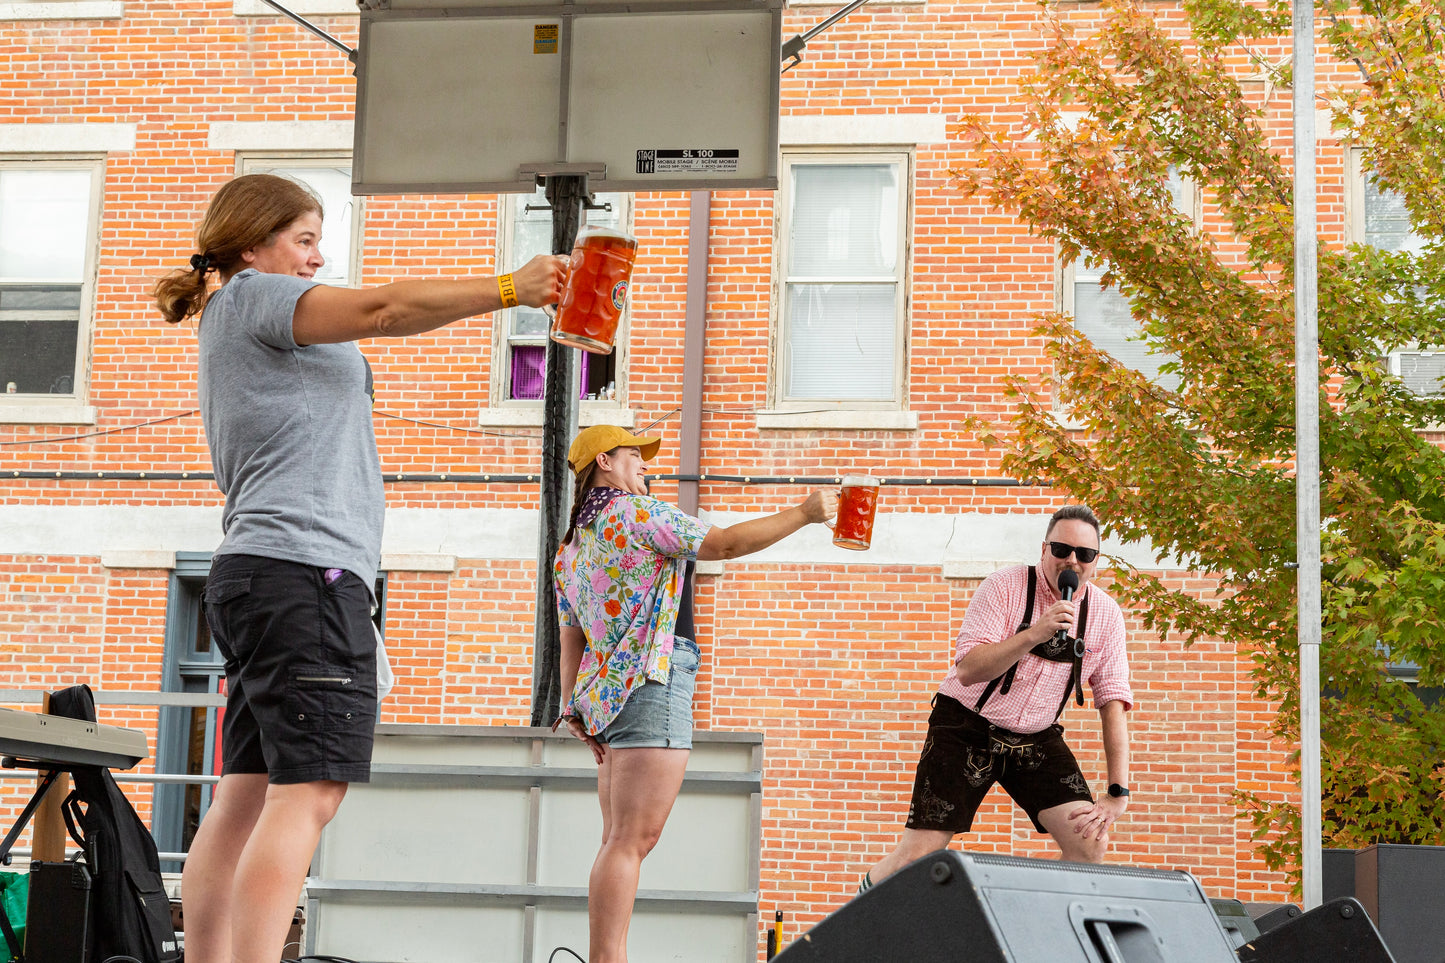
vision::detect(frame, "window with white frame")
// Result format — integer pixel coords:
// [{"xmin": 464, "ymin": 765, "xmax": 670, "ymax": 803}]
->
[
  {"xmin": 775, "ymin": 151, "xmax": 909, "ymax": 407},
  {"xmin": 1351, "ymin": 148, "xmax": 1442, "ymax": 395},
  {"xmin": 0, "ymin": 161, "xmax": 102, "ymax": 402},
  {"xmin": 1063, "ymin": 168, "xmax": 1194, "ymax": 393},
  {"xmin": 239, "ymin": 156, "xmax": 359, "ymax": 286},
  {"xmin": 494, "ymin": 186, "xmax": 629, "ymax": 404}
]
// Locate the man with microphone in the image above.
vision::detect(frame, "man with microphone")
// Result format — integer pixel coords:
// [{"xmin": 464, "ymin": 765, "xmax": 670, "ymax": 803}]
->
[{"xmin": 859, "ymin": 505, "xmax": 1133, "ymax": 891}]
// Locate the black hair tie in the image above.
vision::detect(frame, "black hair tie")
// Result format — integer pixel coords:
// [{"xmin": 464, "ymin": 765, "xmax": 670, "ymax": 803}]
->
[{"xmin": 189, "ymin": 253, "xmax": 214, "ymax": 274}]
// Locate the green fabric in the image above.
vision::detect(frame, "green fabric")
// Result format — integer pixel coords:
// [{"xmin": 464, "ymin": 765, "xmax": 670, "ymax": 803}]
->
[{"xmin": 0, "ymin": 871, "xmax": 27, "ymax": 961}]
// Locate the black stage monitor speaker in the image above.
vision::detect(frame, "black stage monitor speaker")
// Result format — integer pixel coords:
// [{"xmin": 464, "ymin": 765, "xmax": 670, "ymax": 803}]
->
[
  {"xmin": 1236, "ymin": 897, "xmax": 1397, "ymax": 963},
  {"xmin": 1211, "ymin": 897, "xmax": 1262, "ymax": 948},
  {"xmin": 774, "ymin": 850, "xmax": 1240, "ymax": 962},
  {"xmin": 1249, "ymin": 902, "xmax": 1303, "ymax": 934},
  {"xmin": 26, "ymin": 860, "xmax": 92, "ymax": 963}
]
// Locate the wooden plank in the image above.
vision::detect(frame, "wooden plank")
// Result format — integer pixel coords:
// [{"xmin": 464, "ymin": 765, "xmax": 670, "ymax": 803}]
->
[{"xmin": 32, "ymin": 692, "xmax": 70, "ymax": 862}]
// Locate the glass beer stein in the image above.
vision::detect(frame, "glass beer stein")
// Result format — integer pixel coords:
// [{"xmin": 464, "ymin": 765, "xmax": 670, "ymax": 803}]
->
[
  {"xmin": 548, "ymin": 225, "xmax": 638, "ymax": 354},
  {"xmin": 833, "ymin": 475, "xmax": 880, "ymax": 551}
]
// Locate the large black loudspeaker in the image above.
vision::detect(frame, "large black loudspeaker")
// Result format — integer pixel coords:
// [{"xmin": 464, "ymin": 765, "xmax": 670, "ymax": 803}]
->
[
  {"xmin": 1236, "ymin": 897, "xmax": 1397, "ymax": 963},
  {"xmin": 1355, "ymin": 843, "xmax": 1445, "ymax": 963},
  {"xmin": 774, "ymin": 850, "xmax": 1240, "ymax": 962}
]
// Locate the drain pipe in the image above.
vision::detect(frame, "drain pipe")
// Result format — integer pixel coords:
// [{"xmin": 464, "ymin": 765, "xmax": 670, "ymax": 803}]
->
[{"xmin": 679, "ymin": 190, "xmax": 710, "ymax": 516}]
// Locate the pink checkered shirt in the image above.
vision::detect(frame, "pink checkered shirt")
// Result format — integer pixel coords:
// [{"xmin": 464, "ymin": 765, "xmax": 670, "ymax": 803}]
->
[{"xmin": 937, "ymin": 563, "xmax": 1133, "ymax": 734}]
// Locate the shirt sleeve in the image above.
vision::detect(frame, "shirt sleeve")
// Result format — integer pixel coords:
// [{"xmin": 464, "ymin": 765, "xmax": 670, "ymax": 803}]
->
[
  {"xmin": 615, "ymin": 496, "xmax": 712, "ymax": 560},
  {"xmin": 953, "ymin": 568, "xmax": 1023, "ymax": 662},
  {"xmin": 237, "ymin": 271, "xmax": 319, "ymax": 351},
  {"xmin": 553, "ymin": 555, "xmax": 581, "ymax": 627},
  {"xmin": 1086, "ymin": 598, "xmax": 1133, "ymax": 710}
]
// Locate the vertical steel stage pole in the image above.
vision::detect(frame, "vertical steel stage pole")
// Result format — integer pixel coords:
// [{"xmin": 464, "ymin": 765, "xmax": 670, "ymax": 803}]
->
[
  {"xmin": 530, "ymin": 173, "xmax": 586, "ymax": 727},
  {"xmin": 1293, "ymin": 0, "xmax": 1323, "ymax": 911}
]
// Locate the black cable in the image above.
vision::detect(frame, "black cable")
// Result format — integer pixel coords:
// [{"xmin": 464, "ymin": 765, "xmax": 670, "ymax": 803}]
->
[{"xmin": 548, "ymin": 948, "xmax": 587, "ymax": 963}]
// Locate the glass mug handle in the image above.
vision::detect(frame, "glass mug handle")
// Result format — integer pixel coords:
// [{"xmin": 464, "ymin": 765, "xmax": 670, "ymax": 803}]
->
[
  {"xmin": 539, "ymin": 256, "xmax": 572, "ymax": 319},
  {"xmin": 823, "ymin": 482, "xmax": 842, "ymax": 529}
]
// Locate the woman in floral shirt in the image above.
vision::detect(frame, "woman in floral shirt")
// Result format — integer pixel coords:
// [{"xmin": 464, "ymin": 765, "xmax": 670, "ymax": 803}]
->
[{"xmin": 554, "ymin": 424, "xmax": 836, "ymax": 963}]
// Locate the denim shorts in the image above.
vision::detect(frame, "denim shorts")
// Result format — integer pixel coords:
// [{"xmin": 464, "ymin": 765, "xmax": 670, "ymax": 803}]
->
[
  {"xmin": 597, "ymin": 638, "xmax": 700, "ymax": 749},
  {"xmin": 203, "ymin": 553, "xmax": 378, "ymax": 784}
]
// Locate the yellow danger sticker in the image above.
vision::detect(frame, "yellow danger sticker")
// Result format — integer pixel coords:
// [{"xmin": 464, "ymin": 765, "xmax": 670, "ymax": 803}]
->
[{"xmin": 534, "ymin": 24, "xmax": 559, "ymax": 54}]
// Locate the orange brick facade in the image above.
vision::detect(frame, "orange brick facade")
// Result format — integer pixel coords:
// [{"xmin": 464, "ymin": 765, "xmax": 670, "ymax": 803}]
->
[{"xmin": 0, "ymin": 0, "xmax": 1341, "ymax": 953}]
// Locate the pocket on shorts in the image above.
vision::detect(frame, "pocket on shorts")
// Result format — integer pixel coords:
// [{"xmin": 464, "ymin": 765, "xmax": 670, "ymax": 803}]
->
[
  {"xmin": 671, "ymin": 638, "xmax": 701, "ymax": 674},
  {"xmin": 286, "ymin": 667, "xmax": 370, "ymax": 732},
  {"xmin": 202, "ymin": 574, "xmax": 253, "ymax": 658}
]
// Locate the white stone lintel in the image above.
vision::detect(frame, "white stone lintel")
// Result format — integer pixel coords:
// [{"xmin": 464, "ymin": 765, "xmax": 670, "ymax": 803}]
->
[{"xmin": 101, "ymin": 550, "xmax": 177, "ymax": 570}]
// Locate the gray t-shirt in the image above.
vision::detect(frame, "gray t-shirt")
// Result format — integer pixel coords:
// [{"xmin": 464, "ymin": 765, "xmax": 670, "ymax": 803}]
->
[{"xmin": 198, "ymin": 269, "xmax": 384, "ymax": 589}]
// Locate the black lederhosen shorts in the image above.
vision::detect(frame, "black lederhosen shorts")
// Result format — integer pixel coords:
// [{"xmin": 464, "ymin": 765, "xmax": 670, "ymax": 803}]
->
[
  {"xmin": 203, "ymin": 554, "xmax": 378, "ymax": 785},
  {"xmin": 906, "ymin": 693, "xmax": 1094, "ymax": 835}
]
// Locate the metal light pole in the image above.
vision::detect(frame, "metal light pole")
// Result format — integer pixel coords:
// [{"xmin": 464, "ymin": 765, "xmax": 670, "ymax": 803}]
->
[
  {"xmin": 529, "ymin": 174, "xmax": 587, "ymax": 727},
  {"xmin": 1293, "ymin": 0, "xmax": 1324, "ymax": 911}
]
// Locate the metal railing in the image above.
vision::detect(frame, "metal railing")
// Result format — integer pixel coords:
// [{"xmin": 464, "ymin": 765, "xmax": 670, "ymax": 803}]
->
[{"xmin": 0, "ymin": 689, "xmax": 227, "ymax": 865}]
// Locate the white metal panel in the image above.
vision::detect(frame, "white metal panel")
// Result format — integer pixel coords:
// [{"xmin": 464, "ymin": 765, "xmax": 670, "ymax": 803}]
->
[
  {"xmin": 354, "ymin": 17, "xmax": 564, "ymax": 192},
  {"xmin": 370, "ymin": 731, "xmax": 536, "ymax": 766},
  {"xmin": 310, "ymin": 901, "xmax": 528, "ymax": 963},
  {"xmin": 316, "ymin": 785, "xmax": 531, "ymax": 883},
  {"xmin": 567, "ymin": 11, "xmax": 778, "ymax": 191},
  {"xmin": 352, "ymin": 1, "xmax": 780, "ymax": 194},
  {"xmin": 308, "ymin": 726, "xmax": 763, "ymax": 963},
  {"xmin": 641, "ymin": 791, "xmax": 753, "ymax": 890},
  {"xmin": 535, "ymin": 906, "xmax": 753, "ymax": 963}
]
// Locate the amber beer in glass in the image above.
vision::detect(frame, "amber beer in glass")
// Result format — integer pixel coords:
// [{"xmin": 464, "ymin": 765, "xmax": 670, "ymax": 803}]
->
[
  {"xmin": 549, "ymin": 225, "xmax": 638, "ymax": 354},
  {"xmin": 833, "ymin": 475, "xmax": 880, "ymax": 551}
]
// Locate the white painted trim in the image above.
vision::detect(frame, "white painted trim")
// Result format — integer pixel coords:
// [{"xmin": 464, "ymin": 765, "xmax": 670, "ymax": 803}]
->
[
  {"xmin": 756, "ymin": 409, "xmax": 918, "ymax": 431},
  {"xmin": 789, "ymin": 0, "xmax": 921, "ymax": 6},
  {"xmin": 101, "ymin": 550, "xmax": 176, "ymax": 570},
  {"xmin": 233, "ymin": 0, "xmax": 355, "ymax": 16},
  {"xmin": 0, "ymin": 404, "xmax": 98, "ymax": 425},
  {"xmin": 207, "ymin": 121, "xmax": 355, "ymax": 152},
  {"xmin": 476, "ymin": 405, "xmax": 636, "ymax": 429},
  {"xmin": 0, "ymin": 124, "xmax": 135, "ymax": 153},
  {"xmin": 695, "ymin": 559, "xmax": 726, "ymax": 576},
  {"xmin": 380, "ymin": 553, "xmax": 457, "ymax": 573},
  {"xmin": 0, "ymin": 506, "xmax": 1188, "ymax": 571},
  {"xmin": 780, "ymin": 113, "xmax": 948, "ymax": 147},
  {"xmin": 0, "ymin": 2, "xmax": 121, "ymax": 20},
  {"xmin": 942, "ymin": 559, "xmax": 1012, "ymax": 580}
]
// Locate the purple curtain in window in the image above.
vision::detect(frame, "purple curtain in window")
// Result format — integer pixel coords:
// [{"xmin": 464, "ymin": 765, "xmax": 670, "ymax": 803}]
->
[{"xmin": 510, "ymin": 345, "xmax": 588, "ymax": 401}]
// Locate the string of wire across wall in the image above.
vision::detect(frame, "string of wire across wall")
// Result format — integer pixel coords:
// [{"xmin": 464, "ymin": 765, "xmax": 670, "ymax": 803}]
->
[
  {"xmin": 3, "ymin": 469, "xmax": 1034, "ymax": 487},
  {"xmin": 0, "ymin": 406, "xmax": 1039, "ymax": 487}
]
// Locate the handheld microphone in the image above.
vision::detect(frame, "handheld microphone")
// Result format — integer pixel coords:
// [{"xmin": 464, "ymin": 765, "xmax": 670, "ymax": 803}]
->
[{"xmin": 1054, "ymin": 569, "xmax": 1080, "ymax": 646}]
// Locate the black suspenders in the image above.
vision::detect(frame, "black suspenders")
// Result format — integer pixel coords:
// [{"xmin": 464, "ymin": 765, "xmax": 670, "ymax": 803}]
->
[{"xmin": 973, "ymin": 566, "xmax": 1089, "ymax": 723}]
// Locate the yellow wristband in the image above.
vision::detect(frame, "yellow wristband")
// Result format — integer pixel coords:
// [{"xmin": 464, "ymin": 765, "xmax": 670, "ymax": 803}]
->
[{"xmin": 497, "ymin": 272, "xmax": 519, "ymax": 308}]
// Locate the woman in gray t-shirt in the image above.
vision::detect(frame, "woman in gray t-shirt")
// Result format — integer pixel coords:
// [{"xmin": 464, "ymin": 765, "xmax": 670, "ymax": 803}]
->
[{"xmin": 153, "ymin": 173, "xmax": 565, "ymax": 963}]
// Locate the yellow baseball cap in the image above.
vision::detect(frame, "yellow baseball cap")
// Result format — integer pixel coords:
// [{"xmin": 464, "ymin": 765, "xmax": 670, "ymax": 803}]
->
[{"xmin": 567, "ymin": 425, "xmax": 662, "ymax": 475}]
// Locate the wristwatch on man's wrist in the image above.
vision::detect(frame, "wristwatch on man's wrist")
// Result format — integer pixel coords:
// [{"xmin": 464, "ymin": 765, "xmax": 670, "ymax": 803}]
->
[{"xmin": 1107, "ymin": 783, "xmax": 1131, "ymax": 798}]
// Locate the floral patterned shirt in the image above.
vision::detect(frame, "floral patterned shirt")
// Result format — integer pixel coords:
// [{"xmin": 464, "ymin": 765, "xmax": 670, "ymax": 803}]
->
[{"xmin": 554, "ymin": 488, "xmax": 712, "ymax": 734}]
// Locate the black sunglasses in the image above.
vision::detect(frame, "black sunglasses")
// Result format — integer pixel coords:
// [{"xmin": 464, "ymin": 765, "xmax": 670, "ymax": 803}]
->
[{"xmin": 1047, "ymin": 541, "xmax": 1099, "ymax": 564}]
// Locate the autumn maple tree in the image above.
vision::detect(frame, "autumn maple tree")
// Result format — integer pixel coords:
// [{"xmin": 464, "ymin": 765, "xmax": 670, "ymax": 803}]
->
[{"xmin": 958, "ymin": 0, "xmax": 1445, "ymax": 884}]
